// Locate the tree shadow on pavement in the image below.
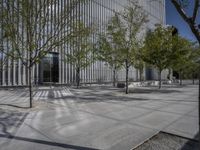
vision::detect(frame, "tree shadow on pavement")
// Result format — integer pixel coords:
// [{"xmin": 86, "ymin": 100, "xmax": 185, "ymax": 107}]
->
[
  {"xmin": 57, "ymin": 90, "xmax": 150, "ymax": 103},
  {"xmin": 127, "ymin": 88, "xmax": 182, "ymax": 94},
  {"xmin": 0, "ymin": 133, "xmax": 98, "ymax": 150},
  {"xmin": 0, "ymin": 100, "xmax": 99, "ymax": 150},
  {"xmin": 0, "ymin": 85, "xmax": 186, "ymax": 107},
  {"xmin": 0, "ymin": 108, "xmax": 28, "ymax": 148},
  {"xmin": 0, "ymin": 104, "xmax": 29, "ymax": 109}
]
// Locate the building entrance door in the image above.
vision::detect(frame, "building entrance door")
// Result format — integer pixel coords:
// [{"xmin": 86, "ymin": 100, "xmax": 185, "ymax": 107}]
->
[{"xmin": 40, "ymin": 52, "xmax": 59, "ymax": 83}]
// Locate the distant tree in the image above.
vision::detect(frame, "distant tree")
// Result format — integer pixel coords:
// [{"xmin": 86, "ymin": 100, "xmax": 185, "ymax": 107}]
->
[
  {"xmin": 170, "ymin": 35, "xmax": 192, "ymax": 85},
  {"xmin": 142, "ymin": 24, "xmax": 175, "ymax": 89},
  {"xmin": 183, "ymin": 48, "xmax": 200, "ymax": 84},
  {"xmin": 0, "ymin": 0, "xmax": 87, "ymax": 108},
  {"xmin": 65, "ymin": 22, "xmax": 94, "ymax": 88},
  {"xmin": 134, "ymin": 47, "xmax": 145, "ymax": 82},
  {"xmin": 96, "ymin": 33, "xmax": 123, "ymax": 87},
  {"xmin": 172, "ymin": 54, "xmax": 190, "ymax": 85}
]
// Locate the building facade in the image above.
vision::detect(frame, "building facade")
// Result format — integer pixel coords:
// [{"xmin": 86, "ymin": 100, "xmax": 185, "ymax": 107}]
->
[{"xmin": 0, "ymin": 0, "xmax": 166, "ymax": 86}]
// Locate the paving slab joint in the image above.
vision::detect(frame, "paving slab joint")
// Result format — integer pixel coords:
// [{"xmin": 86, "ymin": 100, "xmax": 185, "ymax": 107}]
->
[{"xmin": 130, "ymin": 131, "xmax": 159, "ymax": 150}]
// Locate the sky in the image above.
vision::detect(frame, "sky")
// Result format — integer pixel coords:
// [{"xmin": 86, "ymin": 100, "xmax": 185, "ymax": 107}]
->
[{"xmin": 165, "ymin": 0, "xmax": 199, "ymax": 42}]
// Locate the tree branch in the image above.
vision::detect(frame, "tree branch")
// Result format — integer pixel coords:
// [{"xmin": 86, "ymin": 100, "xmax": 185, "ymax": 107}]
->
[
  {"xmin": 192, "ymin": 0, "xmax": 200, "ymax": 23},
  {"xmin": 171, "ymin": 0, "xmax": 200, "ymax": 44}
]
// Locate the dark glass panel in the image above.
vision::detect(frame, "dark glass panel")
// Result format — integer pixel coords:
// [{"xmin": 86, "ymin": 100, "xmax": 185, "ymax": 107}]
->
[{"xmin": 42, "ymin": 52, "xmax": 59, "ymax": 83}]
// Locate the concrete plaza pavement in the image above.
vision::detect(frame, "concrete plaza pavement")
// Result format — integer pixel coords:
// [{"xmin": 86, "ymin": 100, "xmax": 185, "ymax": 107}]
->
[{"xmin": 0, "ymin": 84, "xmax": 199, "ymax": 150}]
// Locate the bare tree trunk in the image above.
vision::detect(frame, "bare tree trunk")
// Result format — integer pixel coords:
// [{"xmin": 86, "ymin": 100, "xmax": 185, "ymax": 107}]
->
[
  {"xmin": 192, "ymin": 71, "xmax": 195, "ymax": 85},
  {"xmin": 179, "ymin": 69, "xmax": 182, "ymax": 85},
  {"xmin": 158, "ymin": 70, "xmax": 162, "ymax": 89},
  {"xmin": 28, "ymin": 66, "xmax": 33, "ymax": 108},
  {"xmin": 26, "ymin": 65, "xmax": 29, "ymax": 85},
  {"xmin": 113, "ymin": 68, "xmax": 116, "ymax": 87},
  {"xmin": 171, "ymin": 0, "xmax": 200, "ymax": 44},
  {"xmin": 125, "ymin": 59, "xmax": 129, "ymax": 94},
  {"xmin": 76, "ymin": 67, "xmax": 80, "ymax": 89},
  {"xmin": 136, "ymin": 69, "xmax": 139, "ymax": 81},
  {"xmin": 139, "ymin": 68, "xmax": 142, "ymax": 82},
  {"xmin": 168, "ymin": 69, "xmax": 171, "ymax": 80}
]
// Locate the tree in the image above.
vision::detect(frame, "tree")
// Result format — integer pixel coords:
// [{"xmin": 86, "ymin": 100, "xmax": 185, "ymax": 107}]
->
[
  {"xmin": 0, "ymin": 0, "xmax": 87, "ymax": 108},
  {"xmin": 142, "ymin": 24, "xmax": 174, "ymax": 89},
  {"xmin": 104, "ymin": 1, "xmax": 147, "ymax": 93},
  {"xmin": 96, "ymin": 23, "xmax": 123, "ymax": 87},
  {"xmin": 65, "ymin": 22, "xmax": 94, "ymax": 88},
  {"xmin": 172, "ymin": 53, "xmax": 190, "ymax": 85},
  {"xmin": 184, "ymin": 47, "xmax": 200, "ymax": 84},
  {"xmin": 170, "ymin": 1, "xmax": 200, "ymax": 78},
  {"xmin": 173, "ymin": 49, "xmax": 200, "ymax": 85},
  {"xmin": 122, "ymin": 1, "xmax": 147, "ymax": 94},
  {"xmin": 97, "ymin": 34, "xmax": 122, "ymax": 87},
  {"xmin": 170, "ymin": 36, "xmax": 192, "ymax": 85},
  {"xmin": 134, "ymin": 47, "xmax": 145, "ymax": 82}
]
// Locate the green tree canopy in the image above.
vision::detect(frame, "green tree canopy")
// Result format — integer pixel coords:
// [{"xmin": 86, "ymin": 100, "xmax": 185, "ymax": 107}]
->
[
  {"xmin": 96, "ymin": 22, "xmax": 124, "ymax": 86},
  {"xmin": 99, "ymin": 1, "xmax": 147, "ymax": 93},
  {"xmin": 65, "ymin": 22, "xmax": 94, "ymax": 88},
  {"xmin": 142, "ymin": 24, "xmax": 176, "ymax": 88}
]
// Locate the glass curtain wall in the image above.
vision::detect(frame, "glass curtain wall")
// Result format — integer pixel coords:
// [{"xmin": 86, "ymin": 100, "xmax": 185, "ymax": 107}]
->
[{"xmin": 0, "ymin": 0, "xmax": 166, "ymax": 86}]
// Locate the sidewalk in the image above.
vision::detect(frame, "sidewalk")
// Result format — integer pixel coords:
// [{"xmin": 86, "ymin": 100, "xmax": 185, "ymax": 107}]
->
[{"xmin": 0, "ymin": 85, "xmax": 198, "ymax": 150}]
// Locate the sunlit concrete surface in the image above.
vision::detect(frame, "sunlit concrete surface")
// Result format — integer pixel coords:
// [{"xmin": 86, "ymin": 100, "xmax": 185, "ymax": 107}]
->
[{"xmin": 0, "ymin": 84, "xmax": 198, "ymax": 150}]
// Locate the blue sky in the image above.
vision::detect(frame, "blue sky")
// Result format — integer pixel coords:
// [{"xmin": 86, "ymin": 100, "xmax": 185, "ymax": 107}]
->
[{"xmin": 165, "ymin": 0, "xmax": 199, "ymax": 42}]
